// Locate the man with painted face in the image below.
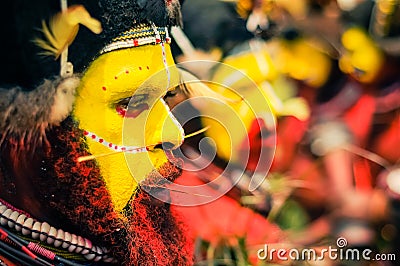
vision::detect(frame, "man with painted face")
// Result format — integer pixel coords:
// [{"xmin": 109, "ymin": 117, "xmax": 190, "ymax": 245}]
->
[{"xmin": 0, "ymin": 0, "xmax": 192, "ymax": 265}]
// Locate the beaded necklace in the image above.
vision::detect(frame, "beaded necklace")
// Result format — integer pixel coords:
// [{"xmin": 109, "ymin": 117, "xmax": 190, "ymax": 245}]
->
[{"xmin": 0, "ymin": 199, "xmax": 115, "ymax": 265}]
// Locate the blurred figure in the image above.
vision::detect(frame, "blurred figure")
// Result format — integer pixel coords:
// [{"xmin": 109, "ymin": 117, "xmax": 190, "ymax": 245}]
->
[
  {"xmin": 168, "ymin": 1, "xmax": 315, "ymax": 264},
  {"xmin": 279, "ymin": 0, "xmax": 400, "ymax": 259},
  {"xmin": 169, "ymin": 1, "xmax": 287, "ymax": 265},
  {"xmin": 171, "ymin": 0, "xmax": 253, "ymax": 79},
  {"xmin": 171, "ymin": 0, "xmax": 399, "ymax": 265},
  {"xmin": 167, "ymin": 68, "xmax": 287, "ymax": 265},
  {"xmin": 337, "ymin": 0, "xmax": 400, "ymax": 258}
]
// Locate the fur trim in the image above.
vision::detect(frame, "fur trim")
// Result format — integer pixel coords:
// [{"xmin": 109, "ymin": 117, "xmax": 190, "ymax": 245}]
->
[
  {"xmin": 0, "ymin": 76, "xmax": 79, "ymax": 148},
  {"xmin": 49, "ymin": 77, "xmax": 79, "ymax": 125}
]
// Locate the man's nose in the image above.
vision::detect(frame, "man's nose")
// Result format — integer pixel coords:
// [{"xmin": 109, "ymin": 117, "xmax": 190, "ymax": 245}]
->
[{"xmin": 145, "ymin": 98, "xmax": 184, "ymax": 150}]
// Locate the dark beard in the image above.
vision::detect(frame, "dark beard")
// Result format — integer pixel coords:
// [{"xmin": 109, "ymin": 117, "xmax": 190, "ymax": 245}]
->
[
  {"xmin": 28, "ymin": 117, "xmax": 193, "ymax": 265},
  {"xmin": 120, "ymin": 173, "xmax": 193, "ymax": 265}
]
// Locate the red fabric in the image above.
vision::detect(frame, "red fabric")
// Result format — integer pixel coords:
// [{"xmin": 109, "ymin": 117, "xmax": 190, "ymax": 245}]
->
[
  {"xmin": 372, "ymin": 116, "xmax": 400, "ymax": 164},
  {"xmin": 271, "ymin": 116, "xmax": 309, "ymax": 172},
  {"xmin": 343, "ymin": 94, "xmax": 375, "ymax": 146},
  {"xmin": 353, "ymin": 158, "xmax": 373, "ymax": 191},
  {"xmin": 239, "ymin": 118, "xmax": 275, "ymax": 173},
  {"xmin": 171, "ymin": 170, "xmax": 283, "ymax": 248}
]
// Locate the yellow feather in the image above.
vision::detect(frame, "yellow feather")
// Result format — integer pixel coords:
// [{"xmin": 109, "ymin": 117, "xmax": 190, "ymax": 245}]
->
[{"xmin": 35, "ymin": 5, "xmax": 102, "ymax": 59}]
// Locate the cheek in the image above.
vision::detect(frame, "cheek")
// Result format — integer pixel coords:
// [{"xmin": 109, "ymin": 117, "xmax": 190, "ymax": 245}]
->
[
  {"xmin": 95, "ymin": 152, "xmax": 138, "ymax": 212},
  {"xmin": 123, "ymin": 115, "xmax": 147, "ymax": 147},
  {"xmin": 125, "ymin": 150, "xmax": 169, "ymax": 184}
]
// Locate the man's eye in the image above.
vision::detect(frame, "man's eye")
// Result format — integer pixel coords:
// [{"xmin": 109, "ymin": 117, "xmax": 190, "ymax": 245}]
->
[
  {"xmin": 115, "ymin": 95, "xmax": 149, "ymax": 118},
  {"xmin": 164, "ymin": 89, "xmax": 178, "ymax": 99},
  {"xmin": 116, "ymin": 97, "xmax": 131, "ymax": 110}
]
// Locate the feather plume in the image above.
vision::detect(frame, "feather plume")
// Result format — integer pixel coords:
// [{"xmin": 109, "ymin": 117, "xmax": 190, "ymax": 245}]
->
[
  {"xmin": 34, "ymin": 5, "xmax": 102, "ymax": 59},
  {"xmin": 0, "ymin": 76, "xmax": 79, "ymax": 149},
  {"xmin": 166, "ymin": 0, "xmax": 183, "ymax": 27}
]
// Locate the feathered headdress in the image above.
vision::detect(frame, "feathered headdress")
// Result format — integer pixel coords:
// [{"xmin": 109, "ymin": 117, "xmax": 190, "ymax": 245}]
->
[
  {"xmin": 0, "ymin": 0, "xmax": 184, "ymax": 149},
  {"xmin": 35, "ymin": 5, "xmax": 102, "ymax": 59}
]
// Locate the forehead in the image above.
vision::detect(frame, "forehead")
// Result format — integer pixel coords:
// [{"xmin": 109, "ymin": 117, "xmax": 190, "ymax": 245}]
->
[{"xmin": 78, "ymin": 45, "xmax": 177, "ymax": 102}]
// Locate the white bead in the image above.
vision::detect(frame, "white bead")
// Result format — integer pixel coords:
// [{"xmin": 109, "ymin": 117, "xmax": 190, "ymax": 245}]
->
[
  {"xmin": 0, "ymin": 209, "xmax": 13, "ymax": 226},
  {"xmin": 54, "ymin": 229, "xmax": 65, "ymax": 248},
  {"xmin": 8, "ymin": 211, "xmax": 19, "ymax": 228},
  {"xmin": 32, "ymin": 221, "xmax": 42, "ymax": 239},
  {"xmin": 40, "ymin": 222, "xmax": 51, "ymax": 242},
  {"xmin": 62, "ymin": 231, "xmax": 72, "ymax": 249},
  {"xmin": 47, "ymin": 226, "xmax": 57, "ymax": 244},
  {"xmin": 15, "ymin": 214, "xmax": 26, "ymax": 231},
  {"xmin": 22, "ymin": 217, "xmax": 34, "ymax": 235}
]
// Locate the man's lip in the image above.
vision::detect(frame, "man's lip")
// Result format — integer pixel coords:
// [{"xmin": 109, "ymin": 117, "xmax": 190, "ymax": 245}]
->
[{"xmin": 164, "ymin": 149, "xmax": 174, "ymax": 160}]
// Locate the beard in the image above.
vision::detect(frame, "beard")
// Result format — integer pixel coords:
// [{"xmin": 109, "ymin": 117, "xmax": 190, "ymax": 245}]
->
[{"xmin": 26, "ymin": 117, "xmax": 193, "ymax": 265}]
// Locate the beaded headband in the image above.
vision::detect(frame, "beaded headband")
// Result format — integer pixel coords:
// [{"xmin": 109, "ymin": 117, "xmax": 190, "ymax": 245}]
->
[{"xmin": 100, "ymin": 22, "xmax": 171, "ymax": 54}]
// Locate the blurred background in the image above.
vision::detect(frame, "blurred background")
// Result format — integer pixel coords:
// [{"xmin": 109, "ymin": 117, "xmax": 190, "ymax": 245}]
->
[{"xmin": 167, "ymin": 0, "xmax": 400, "ymax": 265}]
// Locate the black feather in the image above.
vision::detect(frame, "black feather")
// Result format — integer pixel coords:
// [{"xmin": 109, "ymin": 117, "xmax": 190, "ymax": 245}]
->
[
  {"xmin": 0, "ymin": 0, "xmax": 183, "ymax": 89},
  {"xmin": 94, "ymin": 0, "xmax": 182, "ymax": 44}
]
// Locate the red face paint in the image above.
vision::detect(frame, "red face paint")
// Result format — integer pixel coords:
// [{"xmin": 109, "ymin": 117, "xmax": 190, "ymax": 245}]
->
[
  {"xmin": 116, "ymin": 103, "xmax": 149, "ymax": 118},
  {"xmin": 115, "ymin": 94, "xmax": 150, "ymax": 118}
]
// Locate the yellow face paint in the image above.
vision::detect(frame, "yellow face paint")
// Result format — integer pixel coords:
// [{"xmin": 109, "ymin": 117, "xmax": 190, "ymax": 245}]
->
[{"xmin": 73, "ymin": 44, "xmax": 183, "ymax": 213}]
